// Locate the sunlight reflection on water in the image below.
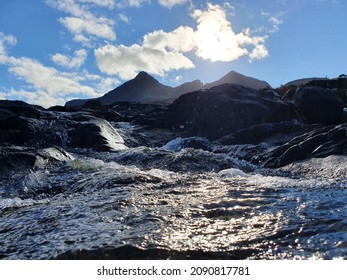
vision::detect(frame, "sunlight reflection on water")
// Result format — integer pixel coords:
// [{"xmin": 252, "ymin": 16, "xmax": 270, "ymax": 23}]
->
[{"xmin": 0, "ymin": 155, "xmax": 346, "ymax": 259}]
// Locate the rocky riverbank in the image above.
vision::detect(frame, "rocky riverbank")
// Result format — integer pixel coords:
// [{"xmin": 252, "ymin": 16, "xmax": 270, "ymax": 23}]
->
[{"xmin": 1, "ymin": 83, "xmax": 347, "ymax": 260}]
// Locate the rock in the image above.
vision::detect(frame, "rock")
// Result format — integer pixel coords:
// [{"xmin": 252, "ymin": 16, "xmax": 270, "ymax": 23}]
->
[
  {"xmin": 0, "ymin": 103, "xmax": 128, "ymax": 152},
  {"xmin": 161, "ymin": 137, "xmax": 212, "ymax": 152},
  {"xmin": 82, "ymin": 99, "xmax": 102, "ymax": 109},
  {"xmin": 263, "ymin": 123, "xmax": 347, "ymax": 168},
  {"xmin": 290, "ymin": 86, "xmax": 344, "ymax": 125},
  {"xmin": 67, "ymin": 114, "xmax": 127, "ymax": 151},
  {"xmin": 48, "ymin": 105, "xmax": 126, "ymax": 122},
  {"xmin": 217, "ymin": 122, "xmax": 313, "ymax": 145},
  {"xmin": 0, "ymin": 144, "xmax": 74, "ymax": 175},
  {"xmin": 166, "ymin": 84, "xmax": 296, "ymax": 140}
]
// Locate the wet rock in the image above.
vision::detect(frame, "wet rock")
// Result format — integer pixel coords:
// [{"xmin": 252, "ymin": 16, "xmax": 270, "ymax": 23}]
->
[
  {"xmin": 0, "ymin": 103, "xmax": 127, "ymax": 151},
  {"xmin": 48, "ymin": 105, "xmax": 126, "ymax": 122},
  {"xmin": 166, "ymin": 84, "xmax": 296, "ymax": 140},
  {"xmin": 263, "ymin": 123, "xmax": 347, "ymax": 168},
  {"xmin": 0, "ymin": 144, "xmax": 74, "ymax": 175},
  {"xmin": 217, "ymin": 122, "xmax": 314, "ymax": 145},
  {"xmin": 161, "ymin": 137, "xmax": 212, "ymax": 152},
  {"xmin": 67, "ymin": 114, "xmax": 127, "ymax": 151},
  {"xmin": 289, "ymin": 86, "xmax": 344, "ymax": 125}
]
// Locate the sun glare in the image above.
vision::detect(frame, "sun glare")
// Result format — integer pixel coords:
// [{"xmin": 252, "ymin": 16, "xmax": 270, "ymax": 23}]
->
[{"xmin": 192, "ymin": 4, "xmax": 249, "ymax": 62}]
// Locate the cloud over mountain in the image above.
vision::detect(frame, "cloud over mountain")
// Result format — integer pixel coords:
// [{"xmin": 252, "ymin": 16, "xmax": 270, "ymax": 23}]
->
[
  {"xmin": 94, "ymin": 42, "xmax": 195, "ymax": 80},
  {"xmin": 0, "ymin": 1, "xmax": 283, "ymax": 108},
  {"xmin": 192, "ymin": 4, "xmax": 268, "ymax": 62},
  {"xmin": 95, "ymin": 3, "xmax": 269, "ymax": 79}
]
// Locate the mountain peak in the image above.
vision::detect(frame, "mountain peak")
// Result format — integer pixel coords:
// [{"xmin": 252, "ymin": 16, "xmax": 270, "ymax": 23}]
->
[
  {"xmin": 203, "ymin": 70, "xmax": 271, "ymax": 90},
  {"xmin": 134, "ymin": 71, "xmax": 157, "ymax": 82}
]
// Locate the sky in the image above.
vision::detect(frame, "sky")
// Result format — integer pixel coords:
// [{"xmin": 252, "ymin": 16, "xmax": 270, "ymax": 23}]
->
[{"xmin": 0, "ymin": 0, "xmax": 346, "ymax": 107}]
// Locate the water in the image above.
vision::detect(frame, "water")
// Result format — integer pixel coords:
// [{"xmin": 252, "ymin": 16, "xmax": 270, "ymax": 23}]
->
[{"xmin": 0, "ymin": 143, "xmax": 346, "ymax": 260}]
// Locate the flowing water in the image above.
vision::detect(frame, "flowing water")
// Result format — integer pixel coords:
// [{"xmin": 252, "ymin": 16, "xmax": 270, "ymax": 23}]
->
[{"xmin": 0, "ymin": 139, "xmax": 346, "ymax": 259}]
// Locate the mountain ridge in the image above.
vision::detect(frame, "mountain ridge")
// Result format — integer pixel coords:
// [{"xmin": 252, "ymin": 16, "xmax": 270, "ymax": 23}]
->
[
  {"xmin": 203, "ymin": 70, "xmax": 271, "ymax": 90},
  {"xmin": 65, "ymin": 70, "xmax": 271, "ymax": 107}
]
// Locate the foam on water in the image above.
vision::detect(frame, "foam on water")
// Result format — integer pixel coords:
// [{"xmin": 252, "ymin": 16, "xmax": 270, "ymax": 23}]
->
[
  {"xmin": 218, "ymin": 168, "xmax": 249, "ymax": 178},
  {"xmin": 0, "ymin": 145, "xmax": 346, "ymax": 260},
  {"xmin": 0, "ymin": 197, "xmax": 49, "ymax": 211}
]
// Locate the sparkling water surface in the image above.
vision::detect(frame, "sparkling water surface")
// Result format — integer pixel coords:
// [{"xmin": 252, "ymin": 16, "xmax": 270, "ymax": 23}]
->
[{"xmin": 0, "ymin": 146, "xmax": 346, "ymax": 260}]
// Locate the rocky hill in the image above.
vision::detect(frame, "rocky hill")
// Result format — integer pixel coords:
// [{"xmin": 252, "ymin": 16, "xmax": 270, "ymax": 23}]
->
[
  {"xmin": 66, "ymin": 72, "xmax": 203, "ymax": 107},
  {"xmin": 203, "ymin": 70, "xmax": 271, "ymax": 91},
  {"xmin": 65, "ymin": 70, "xmax": 270, "ymax": 107}
]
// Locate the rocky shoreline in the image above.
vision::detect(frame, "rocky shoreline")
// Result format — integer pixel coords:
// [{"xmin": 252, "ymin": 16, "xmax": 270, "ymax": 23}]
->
[
  {"xmin": 1, "ymin": 83, "xmax": 346, "ymax": 176},
  {"xmin": 1, "ymin": 81, "xmax": 347, "ymax": 260}
]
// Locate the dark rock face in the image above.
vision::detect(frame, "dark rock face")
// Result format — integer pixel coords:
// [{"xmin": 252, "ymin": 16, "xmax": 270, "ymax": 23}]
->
[
  {"xmin": 0, "ymin": 145, "xmax": 73, "ymax": 175},
  {"xmin": 0, "ymin": 101, "xmax": 127, "ymax": 152},
  {"xmin": 166, "ymin": 84, "xmax": 296, "ymax": 140},
  {"xmin": 217, "ymin": 122, "xmax": 315, "ymax": 145},
  {"xmin": 65, "ymin": 70, "xmax": 271, "ymax": 108},
  {"xmin": 289, "ymin": 86, "xmax": 344, "ymax": 125},
  {"xmin": 262, "ymin": 123, "xmax": 347, "ymax": 168},
  {"xmin": 67, "ymin": 113, "xmax": 127, "ymax": 151}
]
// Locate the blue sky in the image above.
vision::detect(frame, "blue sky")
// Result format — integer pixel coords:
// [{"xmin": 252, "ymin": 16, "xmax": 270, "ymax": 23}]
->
[{"xmin": 0, "ymin": 0, "xmax": 346, "ymax": 107}]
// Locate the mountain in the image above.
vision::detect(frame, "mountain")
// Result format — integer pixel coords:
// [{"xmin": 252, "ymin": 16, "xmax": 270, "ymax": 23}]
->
[
  {"xmin": 100, "ymin": 71, "xmax": 171, "ymax": 104},
  {"xmin": 203, "ymin": 71, "xmax": 271, "ymax": 90},
  {"xmin": 66, "ymin": 71, "xmax": 203, "ymax": 107},
  {"xmin": 65, "ymin": 70, "xmax": 271, "ymax": 107},
  {"xmin": 283, "ymin": 77, "xmax": 326, "ymax": 87}
]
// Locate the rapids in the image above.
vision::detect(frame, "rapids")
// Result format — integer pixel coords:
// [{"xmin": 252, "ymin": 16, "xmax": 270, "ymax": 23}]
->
[{"xmin": 0, "ymin": 141, "xmax": 346, "ymax": 260}]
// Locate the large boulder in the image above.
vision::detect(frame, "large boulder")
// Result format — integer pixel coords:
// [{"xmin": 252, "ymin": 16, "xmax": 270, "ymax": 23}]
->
[
  {"xmin": 289, "ymin": 86, "xmax": 344, "ymax": 125},
  {"xmin": 67, "ymin": 113, "xmax": 127, "ymax": 151},
  {"xmin": 0, "ymin": 145, "xmax": 74, "ymax": 175},
  {"xmin": 0, "ymin": 101, "xmax": 127, "ymax": 151},
  {"xmin": 166, "ymin": 84, "xmax": 296, "ymax": 139},
  {"xmin": 261, "ymin": 123, "xmax": 347, "ymax": 168}
]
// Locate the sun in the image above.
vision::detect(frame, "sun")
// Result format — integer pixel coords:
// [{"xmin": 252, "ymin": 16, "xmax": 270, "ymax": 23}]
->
[{"xmin": 192, "ymin": 3, "xmax": 249, "ymax": 63}]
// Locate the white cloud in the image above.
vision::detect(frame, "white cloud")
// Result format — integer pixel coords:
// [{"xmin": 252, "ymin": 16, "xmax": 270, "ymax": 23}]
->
[
  {"xmin": 158, "ymin": 0, "xmax": 188, "ymax": 8},
  {"xmin": 59, "ymin": 16, "xmax": 116, "ymax": 41},
  {"xmin": 174, "ymin": 75, "xmax": 183, "ymax": 82},
  {"xmin": 118, "ymin": 13, "xmax": 130, "ymax": 24},
  {"xmin": 95, "ymin": 43, "xmax": 194, "ymax": 80},
  {"xmin": 46, "ymin": 0, "xmax": 90, "ymax": 18},
  {"xmin": 1, "ymin": 88, "xmax": 41, "ymax": 105},
  {"xmin": 73, "ymin": 34, "xmax": 91, "ymax": 44},
  {"xmin": 95, "ymin": 25, "xmax": 196, "ymax": 80},
  {"xmin": 1, "ymin": 55, "xmax": 101, "ymax": 107},
  {"xmin": 51, "ymin": 49, "xmax": 87, "ymax": 68},
  {"xmin": 46, "ymin": 0, "xmax": 116, "ymax": 43},
  {"xmin": 95, "ymin": 4, "xmax": 270, "ymax": 80},
  {"xmin": 249, "ymin": 44, "xmax": 269, "ymax": 61},
  {"xmin": 269, "ymin": 16, "xmax": 283, "ymax": 33},
  {"xmin": 126, "ymin": 0, "xmax": 149, "ymax": 7},
  {"xmin": 143, "ymin": 26, "xmax": 195, "ymax": 52},
  {"xmin": 96, "ymin": 77, "xmax": 120, "ymax": 92},
  {"xmin": 0, "ymin": 32, "xmax": 17, "ymax": 61},
  {"xmin": 192, "ymin": 3, "xmax": 268, "ymax": 62},
  {"xmin": 78, "ymin": 0, "xmax": 116, "ymax": 8}
]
